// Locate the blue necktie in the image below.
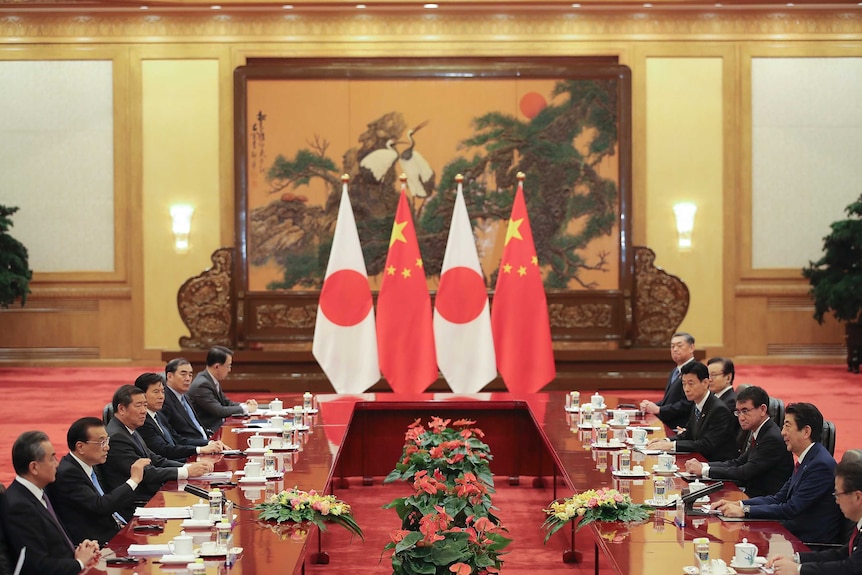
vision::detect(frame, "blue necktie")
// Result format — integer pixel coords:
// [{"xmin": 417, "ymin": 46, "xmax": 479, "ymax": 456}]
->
[
  {"xmin": 155, "ymin": 413, "xmax": 176, "ymax": 446},
  {"xmin": 182, "ymin": 394, "xmax": 208, "ymax": 439},
  {"xmin": 695, "ymin": 407, "xmax": 702, "ymax": 421},
  {"xmin": 90, "ymin": 469, "xmax": 127, "ymax": 526}
]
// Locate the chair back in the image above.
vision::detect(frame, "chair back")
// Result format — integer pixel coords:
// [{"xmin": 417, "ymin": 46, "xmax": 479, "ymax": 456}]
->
[
  {"xmin": 102, "ymin": 403, "xmax": 115, "ymax": 426},
  {"xmin": 767, "ymin": 397, "xmax": 785, "ymax": 428},
  {"xmin": 821, "ymin": 420, "xmax": 837, "ymax": 456}
]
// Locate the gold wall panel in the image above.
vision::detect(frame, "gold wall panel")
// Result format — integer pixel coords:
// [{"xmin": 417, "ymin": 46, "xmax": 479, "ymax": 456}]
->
[{"xmin": 1, "ymin": 11, "xmax": 862, "ymax": 44}]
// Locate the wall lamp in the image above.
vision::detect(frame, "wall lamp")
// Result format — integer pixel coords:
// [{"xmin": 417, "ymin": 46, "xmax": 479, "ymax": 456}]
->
[
  {"xmin": 170, "ymin": 204, "xmax": 194, "ymax": 253},
  {"xmin": 673, "ymin": 202, "xmax": 697, "ymax": 250}
]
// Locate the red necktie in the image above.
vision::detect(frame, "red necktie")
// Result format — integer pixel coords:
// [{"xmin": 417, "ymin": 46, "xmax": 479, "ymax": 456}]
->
[
  {"xmin": 794, "ymin": 461, "xmax": 800, "ymax": 474},
  {"xmin": 750, "ymin": 436, "xmax": 757, "ymax": 450},
  {"xmin": 850, "ymin": 527, "xmax": 860, "ymax": 556}
]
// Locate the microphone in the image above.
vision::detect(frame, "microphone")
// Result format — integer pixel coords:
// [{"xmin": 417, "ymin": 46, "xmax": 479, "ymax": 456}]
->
[
  {"xmin": 183, "ymin": 484, "xmax": 211, "ymax": 499},
  {"xmin": 183, "ymin": 483, "xmax": 255, "ymax": 511}
]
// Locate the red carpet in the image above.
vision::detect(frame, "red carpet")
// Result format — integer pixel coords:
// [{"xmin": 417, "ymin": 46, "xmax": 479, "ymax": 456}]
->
[
  {"xmin": 306, "ymin": 478, "xmax": 615, "ymax": 575},
  {"xmin": 0, "ymin": 364, "xmax": 859, "ymax": 486}
]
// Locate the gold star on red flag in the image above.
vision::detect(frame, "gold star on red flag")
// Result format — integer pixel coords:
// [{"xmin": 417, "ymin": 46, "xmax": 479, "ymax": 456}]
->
[{"xmin": 376, "ymin": 188, "xmax": 438, "ymax": 392}]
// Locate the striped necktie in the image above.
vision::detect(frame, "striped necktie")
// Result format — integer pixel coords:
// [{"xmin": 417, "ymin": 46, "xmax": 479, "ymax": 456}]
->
[
  {"xmin": 154, "ymin": 412, "xmax": 175, "ymax": 446},
  {"xmin": 42, "ymin": 492, "xmax": 75, "ymax": 552}
]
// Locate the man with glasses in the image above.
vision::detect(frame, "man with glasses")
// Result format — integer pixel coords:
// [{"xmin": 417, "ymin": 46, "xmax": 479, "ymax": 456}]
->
[
  {"xmin": 768, "ymin": 459, "xmax": 862, "ymax": 574},
  {"xmin": 47, "ymin": 417, "xmax": 149, "ymax": 545},
  {"xmin": 707, "ymin": 357, "xmax": 737, "ymax": 414},
  {"xmin": 134, "ymin": 372, "xmax": 226, "ymax": 462},
  {"xmin": 646, "ymin": 361, "xmax": 739, "ymax": 461},
  {"xmin": 0, "ymin": 430, "xmax": 101, "ymax": 575},
  {"xmin": 713, "ymin": 402, "xmax": 843, "ymax": 546},
  {"xmin": 640, "ymin": 332, "xmax": 696, "ymax": 431},
  {"xmin": 684, "ymin": 385, "xmax": 793, "ymax": 497}
]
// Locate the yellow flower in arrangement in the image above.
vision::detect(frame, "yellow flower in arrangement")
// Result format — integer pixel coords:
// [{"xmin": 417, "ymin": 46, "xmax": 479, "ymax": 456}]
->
[
  {"xmin": 255, "ymin": 487, "xmax": 363, "ymax": 539},
  {"xmin": 542, "ymin": 488, "xmax": 650, "ymax": 542}
]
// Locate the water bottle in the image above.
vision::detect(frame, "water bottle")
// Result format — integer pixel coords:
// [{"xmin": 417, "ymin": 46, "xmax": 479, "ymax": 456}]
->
[{"xmin": 209, "ymin": 488, "xmax": 223, "ymax": 522}]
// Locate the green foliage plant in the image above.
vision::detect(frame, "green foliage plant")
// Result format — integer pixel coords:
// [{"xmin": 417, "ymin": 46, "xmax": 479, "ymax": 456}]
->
[
  {"xmin": 0, "ymin": 205, "xmax": 32, "ymax": 308},
  {"xmin": 383, "ymin": 417, "xmax": 511, "ymax": 575},
  {"xmin": 802, "ymin": 194, "xmax": 862, "ymax": 324}
]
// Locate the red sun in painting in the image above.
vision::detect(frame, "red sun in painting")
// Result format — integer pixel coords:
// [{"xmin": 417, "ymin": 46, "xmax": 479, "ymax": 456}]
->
[{"xmin": 520, "ymin": 92, "xmax": 547, "ymax": 119}]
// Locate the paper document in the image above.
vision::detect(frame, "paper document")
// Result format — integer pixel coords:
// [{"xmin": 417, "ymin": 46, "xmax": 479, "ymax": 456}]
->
[
  {"xmin": 127, "ymin": 544, "xmax": 172, "ymax": 555},
  {"xmin": 133, "ymin": 506, "xmax": 191, "ymax": 519}
]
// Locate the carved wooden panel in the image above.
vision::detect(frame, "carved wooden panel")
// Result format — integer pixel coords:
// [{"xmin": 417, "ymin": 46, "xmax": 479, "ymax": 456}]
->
[
  {"xmin": 177, "ymin": 248, "xmax": 234, "ymax": 349},
  {"xmin": 632, "ymin": 246, "xmax": 689, "ymax": 347}
]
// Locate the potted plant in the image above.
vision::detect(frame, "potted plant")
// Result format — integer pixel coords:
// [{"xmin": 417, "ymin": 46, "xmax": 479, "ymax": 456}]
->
[
  {"xmin": 0, "ymin": 205, "xmax": 32, "ymax": 308},
  {"xmin": 802, "ymin": 193, "xmax": 862, "ymax": 372}
]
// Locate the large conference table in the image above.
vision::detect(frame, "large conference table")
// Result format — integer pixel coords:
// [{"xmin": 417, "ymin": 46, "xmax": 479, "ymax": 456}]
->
[{"xmin": 99, "ymin": 392, "xmax": 807, "ymax": 574}]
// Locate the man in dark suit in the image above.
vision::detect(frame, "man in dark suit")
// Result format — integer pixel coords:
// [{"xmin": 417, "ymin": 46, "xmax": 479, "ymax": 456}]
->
[
  {"xmin": 46, "ymin": 417, "xmax": 148, "ymax": 545},
  {"xmin": 640, "ymin": 332, "xmax": 695, "ymax": 430},
  {"xmin": 188, "ymin": 346, "xmax": 258, "ymax": 432},
  {"xmin": 769, "ymin": 459, "xmax": 862, "ymax": 574},
  {"xmin": 647, "ymin": 361, "xmax": 739, "ymax": 461},
  {"xmin": 685, "ymin": 385, "xmax": 794, "ymax": 497},
  {"xmin": 714, "ymin": 402, "xmax": 844, "ymax": 546},
  {"xmin": 162, "ymin": 357, "xmax": 212, "ymax": 443},
  {"xmin": 134, "ymin": 372, "xmax": 227, "ymax": 462},
  {"xmin": 707, "ymin": 357, "xmax": 738, "ymax": 414},
  {"xmin": 102, "ymin": 384, "xmax": 213, "ymax": 519},
  {"xmin": 0, "ymin": 430, "xmax": 100, "ymax": 575}
]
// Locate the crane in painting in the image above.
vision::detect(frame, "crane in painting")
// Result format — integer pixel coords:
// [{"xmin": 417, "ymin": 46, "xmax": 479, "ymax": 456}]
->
[
  {"xmin": 398, "ymin": 120, "xmax": 435, "ymax": 202},
  {"xmin": 360, "ymin": 138, "xmax": 401, "ymax": 182}
]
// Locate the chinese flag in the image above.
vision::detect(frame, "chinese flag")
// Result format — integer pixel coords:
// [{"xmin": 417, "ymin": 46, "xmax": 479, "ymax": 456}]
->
[
  {"xmin": 490, "ymin": 176, "xmax": 556, "ymax": 393},
  {"xmin": 376, "ymin": 187, "xmax": 438, "ymax": 393}
]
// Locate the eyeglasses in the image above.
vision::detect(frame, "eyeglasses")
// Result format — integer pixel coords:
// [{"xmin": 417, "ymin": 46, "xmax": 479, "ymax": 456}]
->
[
  {"xmin": 833, "ymin": 490, "xmax": 856, "ymax": 498},
  {"xmin": 733, "ymin": 407, "xmax": 759, "ymax": 417},
  {"xmin": 85, "ymin": 437, "xmax": 110, "ymax": 448},
  {"xmin": 708, "ymin": 373, "xmax": 725, "ymax": 379}
]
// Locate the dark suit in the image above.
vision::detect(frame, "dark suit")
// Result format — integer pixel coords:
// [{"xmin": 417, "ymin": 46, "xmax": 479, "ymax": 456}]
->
[
  {"xmin": 704, "ymin": 417, "xmax": 794, "ymax": 497},
  {"xmin": 671, "ymin": 392, "xmax": 739, "ymax": 461},
  {"xmin": 656, "ymin": 360, "xmax": 694, "ymax": 430},
  {"xmin": 161, "ymin": 387, "xmax": 210, "ymax": 444},
  {"xmin": 188, "ymin": 370, "xmax": 244, "ymax": 432},
  {"xmin": 798, "ymin": 525, "xmax": 862, "ymax": 575},
  {"xmin": 45, "ymin": 454, "xmax": 136, "ymax": 545},
  {"xmin": 745, "ymin": 442, "xmax": 844, "ymax": 545},
  {"xmin": 102, "ymin": 417, "xmax": 183, "ymax": 519},
  {"xmin": 0, "ymin": 484, "xmax": 15, "ymax": 575},
  {"xmin": 137, "ymin": 412, "xmax": 198, "ymax": 462},
  {"xmin": 717, "ymin": 387, "xmax": 737, "ymax": 413},
  {"xmin": 0, "ymin": 480, "xmax": 81, "ymax": 575}
]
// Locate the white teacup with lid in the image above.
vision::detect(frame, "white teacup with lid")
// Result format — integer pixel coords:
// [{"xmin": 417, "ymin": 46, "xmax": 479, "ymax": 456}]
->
[
  {"xmin": 734, "ymin": 538, "xmax": 757, "ymax": 567},
  {"xmin": 270, "ymin": 398, "xmax": 283, "ymax": 412},
  {"xmin": 591, "ymin": 392, "xmax": 604, "ymax": 407}
]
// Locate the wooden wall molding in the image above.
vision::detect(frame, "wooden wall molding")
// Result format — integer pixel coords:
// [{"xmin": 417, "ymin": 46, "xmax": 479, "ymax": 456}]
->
[{"xmin": 1, "ymin": 11, "xmax": 861, "ymax": 44}]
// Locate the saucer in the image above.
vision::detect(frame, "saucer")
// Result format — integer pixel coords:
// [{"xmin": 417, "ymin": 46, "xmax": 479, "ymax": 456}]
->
[
  {"xmin": 644, "ymin": 494, "xmax": 679, "ymax": 507},
  {"xmin": 609, "ymin": 422, "xmax": 629, "ymax": 429},
  {"xmin": 612, "ymin": 469, "xmax": 649, "ymax": 478},
  {"xmin": 179, "ymin": 519, "xmax": 214, "ymax": 529},
  {"xmin": 591, "ymin": 441, "xmax": 625, "ymax": 449},
  {"xmin": 729, "ymin": 558, "xmax": 765, "ymax": 572},
  {"xmin": 625, "ymin": 438, "xmax": 649, "ymax": 447},
  {"xmin": 238, "ymin": 476, "xmax": 267, "ymax": 484},
  {"xmin": 198, "ymin": 548, "xmax": 228, "ymax": 558},
  {"xmin": 590, "ymin": 403, "xmax": 607, "ymax": 410},
  {"xmin": 269, "ymin": 444, "xmax": 300, "ymax": 452},
  {"xmin": 293, "ymin": 424, "xmax": 310, "ymax": 432},
  {"xmin": 683, "ymin": 567, "xmax": 737, "ymax": 575},
  {"xmin": 564, "ymin": 406, "xmax": 580, "ymax": 413},
  {"xmin": 652, "ymin": 465, "xmax": 679, "ymax": 475},
  {"xmin": 158, "ymin": 554, "xmax": 198, "ymax": 564},
  {"xmin": 578, "ymin": 423, "xmax": 595, "ymax": 429},
  {"xmin": 244, "ymin": 447, "xmax": 270, "ymax": 455},
  {"xmin": 303, "ymin": 408, "xmax": 319, "ymax": 414}
]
